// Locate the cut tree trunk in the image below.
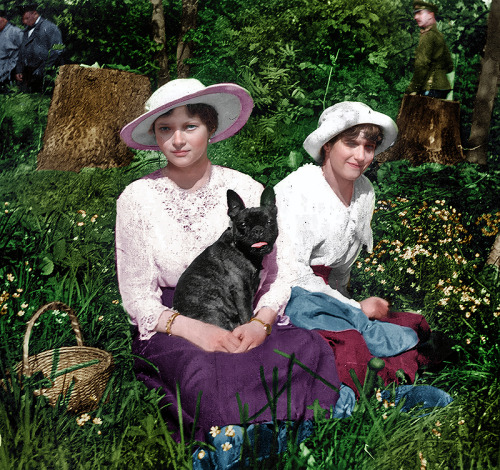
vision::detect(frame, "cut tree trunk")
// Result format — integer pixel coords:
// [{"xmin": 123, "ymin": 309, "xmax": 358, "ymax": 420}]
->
[
  {"xmin": 37, "ymin": 65, "xmax": 151, "ymax": 172},
  {"xmin": 150, "ymin": 0, "xmax": 170, "ymax": 86},
  {"xmin": 486, "ymin": 232, "xmax": 500, "ymax": 268},
  {"xmin": 378, "ymin": 94, "xmax": 465, "ymax": 166},
  {"xmin": 176, "ymin": 0, "xmax": 198, "ymax": 78},
  {"xmin": 466, "ymin": 0, "xmax": 500, "ymax": 165}
]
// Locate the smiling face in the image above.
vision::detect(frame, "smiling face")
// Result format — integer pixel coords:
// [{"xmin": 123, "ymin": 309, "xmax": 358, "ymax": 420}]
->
[
  {"xmin": 153, "ymin": 105, "xmax": 212, "ymax": 170},
  {"xmin": 321, "ymin": 125, "xmax": 381, "ymax": 185}
]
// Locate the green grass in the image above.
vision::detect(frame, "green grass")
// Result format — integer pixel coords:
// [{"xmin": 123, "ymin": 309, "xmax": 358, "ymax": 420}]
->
[{"xmin": 0, "ymin": 92, "xmax": 499, "ymax": 469}]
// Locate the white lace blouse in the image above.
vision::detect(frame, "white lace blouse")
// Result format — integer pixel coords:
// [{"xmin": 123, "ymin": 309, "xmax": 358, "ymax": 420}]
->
[
  {"xmin": 116, "ymin": 165, "xmax": 271, "ymax": 340},
  {"xmin": 257, "ymin": 164, "xmax": 375, "ymax": 311}
]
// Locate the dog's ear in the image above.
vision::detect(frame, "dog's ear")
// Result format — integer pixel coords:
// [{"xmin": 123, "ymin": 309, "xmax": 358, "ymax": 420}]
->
[
  {"xmin": 260, "ymin": 187, "xmax": 276, "ymax": 208},
  {"xmin": 227, "ymin": 189, "xmax": 246, "ymax": 219}
]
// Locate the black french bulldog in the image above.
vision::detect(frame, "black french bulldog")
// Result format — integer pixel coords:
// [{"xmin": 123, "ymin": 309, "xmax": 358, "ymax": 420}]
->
[{"xmin": 172, "ymin": 187, "xmax": 278, "ymax": 331}]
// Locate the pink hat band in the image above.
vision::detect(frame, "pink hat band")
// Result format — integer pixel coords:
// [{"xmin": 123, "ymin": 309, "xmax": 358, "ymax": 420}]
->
[{"xmin": 120, "ymin": 78, "xmax": 254, "ymax": 150}]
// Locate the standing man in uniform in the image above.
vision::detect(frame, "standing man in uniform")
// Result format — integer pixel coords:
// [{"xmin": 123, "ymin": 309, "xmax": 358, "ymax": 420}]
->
[
  {"xmin": 15, "ymin": 3, "xmax": 64, "ymax": 93},
  {"xmin": 406, "ymin": 1, "xmax": 454, "ymax": 99},
  {"xmin": 0, "ymin": 8, "xmax": 23, "ymax": 91}
]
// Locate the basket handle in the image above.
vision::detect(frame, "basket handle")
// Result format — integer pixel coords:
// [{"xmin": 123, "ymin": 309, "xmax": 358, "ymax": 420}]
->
[{"xmin": 23, "ymin": 301, "xmax": 84, "ymax": 376}]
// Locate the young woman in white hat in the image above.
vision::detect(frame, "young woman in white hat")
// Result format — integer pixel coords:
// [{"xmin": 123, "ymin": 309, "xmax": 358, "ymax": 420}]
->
[
  {"xmin": 258, "ymin": 102, "xmax": 453, "ymax": 401},
  {"xmin": 115, "ymin": 79, "xmax": 341, "ymax": 465}
]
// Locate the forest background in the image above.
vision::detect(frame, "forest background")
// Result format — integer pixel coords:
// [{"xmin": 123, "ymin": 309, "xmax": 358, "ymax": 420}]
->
[{"xmin": 0, "ymin": 0, "xmax": 499, "ymax": 468}]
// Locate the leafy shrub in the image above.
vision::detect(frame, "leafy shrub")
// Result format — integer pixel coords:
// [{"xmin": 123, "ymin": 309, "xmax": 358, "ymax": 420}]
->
[
  {"xmin": 351, "ymin": 197, "xmax": 498, "ymax": 333},
  {"xmin": 0, "ymin": 93, "xmax": 50, "ymax": 161},
  {"xmin": 350, "ymin": 161, "xmax": 500, "ymax": 404}
]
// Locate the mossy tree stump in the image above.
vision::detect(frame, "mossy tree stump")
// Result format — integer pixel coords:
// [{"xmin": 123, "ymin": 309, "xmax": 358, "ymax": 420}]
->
[
  {"xmin": 37, "ymin": 65, "xmax": 151, "ymax": 172},
  {"xmin": 378, "ymin": 94, "xmax": 465, "ymax": 166}
]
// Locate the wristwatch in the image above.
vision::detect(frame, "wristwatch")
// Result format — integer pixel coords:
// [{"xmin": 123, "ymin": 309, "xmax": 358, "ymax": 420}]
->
[{"xmin": 250, "ymin": 317, "xmax": 272, "ymax": 335}]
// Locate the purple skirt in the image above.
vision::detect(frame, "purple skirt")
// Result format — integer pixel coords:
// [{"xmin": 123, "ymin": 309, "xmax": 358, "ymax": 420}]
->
[{"xmin": 132, "ymin": 324, "xmax": 340, "ymax": 442}]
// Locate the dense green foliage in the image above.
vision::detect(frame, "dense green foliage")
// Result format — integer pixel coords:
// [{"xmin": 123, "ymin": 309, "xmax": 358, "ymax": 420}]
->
[
  {"xmin": 2, "ymin": 0, "xmax": 498, "ymax": 170},
  {"xmin": 0, "ymin": 0, "xmax": 499, "ymax": 467},
  {"xmin": 190, "ymin": 0, "xmax": 497, "ymax": 175}
]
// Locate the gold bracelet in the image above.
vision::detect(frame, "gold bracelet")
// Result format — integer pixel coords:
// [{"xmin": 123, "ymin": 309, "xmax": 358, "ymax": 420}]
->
[
  {"xmin": 165, "ymin": 310, "xmax": 180, "ymax": 336},
  {"xmin": 249, "ymin": 317, "xmax": 272, "ymax": 335}
]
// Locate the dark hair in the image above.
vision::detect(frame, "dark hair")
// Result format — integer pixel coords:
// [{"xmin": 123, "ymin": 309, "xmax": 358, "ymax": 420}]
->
[
  {"xmin": 156, "ymin": 103, "xmax": 218, "ymax": 135},
  {"xmin": 319, "ymin": 124, "xmax": 384, "ymax": 165}
]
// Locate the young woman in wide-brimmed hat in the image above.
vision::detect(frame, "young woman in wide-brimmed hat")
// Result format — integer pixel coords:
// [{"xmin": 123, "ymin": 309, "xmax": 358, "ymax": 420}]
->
[
  {"xmin": 259, "ymin": 101, "xmax": 453, "ymax": 403},
  {"xmin": 116, "ymin": 79, "xmax": 341, "ymax": 466}
]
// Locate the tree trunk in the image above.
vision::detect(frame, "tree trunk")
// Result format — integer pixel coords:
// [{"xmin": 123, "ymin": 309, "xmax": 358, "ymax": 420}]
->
[
  {"xmin": 37, "ymin": 65, "xmax": 151, "ymax": 172},
  {"xmin": 378, "ymin": 94, "xmax": 465, "ymax": 166},
  {"xmin": 176, "ymin": 0, "xmax": 198, "ymax": 78},
  {"xmin": 150, "ymin": 0, "xmax": 170, "ymax": 86},
  {"xmin": 486, "ymin": 233, "xmax": 500, "ymax": 268},
  {"xmin": 466, "ymin": 0, "xmax": 500, "ymax": 165}
]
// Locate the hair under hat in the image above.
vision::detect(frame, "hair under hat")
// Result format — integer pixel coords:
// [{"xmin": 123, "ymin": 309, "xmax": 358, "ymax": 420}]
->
[
  {"xmin": 19, "ymin": 3, "xmax": 38, "ymax": 13},
  {"xmin": 120, "ymin": 78, "xmax": 254, "ymax": 150},
  {"xmin": 303, "ymin": 102, "xmax": 398, "ymax": 162}
]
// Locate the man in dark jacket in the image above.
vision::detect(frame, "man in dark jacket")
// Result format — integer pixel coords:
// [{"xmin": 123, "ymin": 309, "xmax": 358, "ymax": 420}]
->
[
  {"xmin": 15, "ymin": 3, "xmax": 64, "ymax": 92},
  {"xmin": 406, "ymin": 1, "xmax": 454, "ymax": 99},
  {"xmin": 0, "ymin": 9, "xmax": 23, "ymax": 90}
]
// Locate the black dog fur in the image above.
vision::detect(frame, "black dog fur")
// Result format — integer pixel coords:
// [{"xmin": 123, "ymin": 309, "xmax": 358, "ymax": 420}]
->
[{"xmin": 172, "ymin": 188, "xmax": 278, "ymax": 331}]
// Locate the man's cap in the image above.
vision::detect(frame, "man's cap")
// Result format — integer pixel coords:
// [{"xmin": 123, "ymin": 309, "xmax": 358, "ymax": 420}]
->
[{"xmin": 413, "ymin": 1, "xmax": 438, "ymax": 14}]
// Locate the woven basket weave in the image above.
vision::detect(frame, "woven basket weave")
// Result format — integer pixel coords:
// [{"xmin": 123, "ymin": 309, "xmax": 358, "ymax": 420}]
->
[{"xmin": 15, "ymin": 301, "xmax": 114, "ymax": 412}]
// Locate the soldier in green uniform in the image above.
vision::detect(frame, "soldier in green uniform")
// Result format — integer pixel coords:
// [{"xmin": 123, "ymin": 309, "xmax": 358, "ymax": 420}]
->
[{"xmin": 406, "ymin": 1, "xmax": 454, "ymax": 99}]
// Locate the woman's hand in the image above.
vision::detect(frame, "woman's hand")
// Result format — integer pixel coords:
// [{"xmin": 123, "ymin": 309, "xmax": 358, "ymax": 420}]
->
[
  {"xmin": 232, "ymin": 306, "xmax": 277, "ymax": 353},
  {"xmin": 232, "ymin": 322, "xmax": 268, "ymax": 353},
  {"xmin": 191, "ymin": 323, "xmax": 243, "ymax": 352},
  {"xmin": 157, "ymin": 306, "xmax": 277, "ymax": 353},
  {"xmin": 359, "ymin": 296, "xmax": 390, "ymax": 320},
  {"xmin": 159, "ymin": 312, "xmax": 242, "ymax": 352}
]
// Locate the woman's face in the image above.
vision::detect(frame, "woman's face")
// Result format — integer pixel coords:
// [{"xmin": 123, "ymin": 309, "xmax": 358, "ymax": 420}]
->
[
  {"xmin": 153, "ymin": 106, "xmax": 211, "ymax": 170},
  {"xmin": 322, "ymin": 132, "xmax": 376, "ymax": 183}
]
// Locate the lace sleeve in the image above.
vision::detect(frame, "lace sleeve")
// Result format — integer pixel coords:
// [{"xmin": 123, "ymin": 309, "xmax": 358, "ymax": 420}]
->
[
  {"xmin": 355, "ymin": 175, "xmax": 375, "ymax": 253},
  {"xmin": 116, "ymin": 184, "xmax": 166, "ymax": 339}
]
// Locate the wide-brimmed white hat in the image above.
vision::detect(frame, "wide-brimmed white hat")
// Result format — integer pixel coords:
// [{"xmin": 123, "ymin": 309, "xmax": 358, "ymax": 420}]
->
[
  {"xmin": 303, "ymin": 102, "xmax": 398, "ymax": 162},
  {"xmin": 120, "ymin": 78, "xmax": 254, "ymax": 150}
]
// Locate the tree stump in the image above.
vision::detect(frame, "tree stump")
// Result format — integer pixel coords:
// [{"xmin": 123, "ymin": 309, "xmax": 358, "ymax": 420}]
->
[
  {"xmin": 377, "ymin": 94, "xmax": 465, "ymax": 166},
  {"xmin": 37, "ymin": 65, "xmax": 151, "ymax": 172},
  {"xmin": 486, "ymin": 233, "xmax": 500, "ymax": 268}
]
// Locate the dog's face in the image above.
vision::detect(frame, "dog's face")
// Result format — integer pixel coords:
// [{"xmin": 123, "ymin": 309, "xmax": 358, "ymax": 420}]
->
[{"xmin": 227, "ymin": 188, "xmax": 278, "ymax": 258}]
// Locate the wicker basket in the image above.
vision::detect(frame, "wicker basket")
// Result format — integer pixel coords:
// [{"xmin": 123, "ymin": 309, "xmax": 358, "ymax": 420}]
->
[{"xmin": 15, "ymin": 301, "xmax": 114, "ymax": 412}]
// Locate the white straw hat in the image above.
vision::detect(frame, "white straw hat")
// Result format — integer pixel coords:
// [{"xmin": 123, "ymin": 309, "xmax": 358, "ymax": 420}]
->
[
  {"xmin": 303, "ymin": 102, "xmax": 398, "ymax": 162},
  {"xmin": 120, "ymin": 78, "xmax": 254, "ymax": 150}
]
